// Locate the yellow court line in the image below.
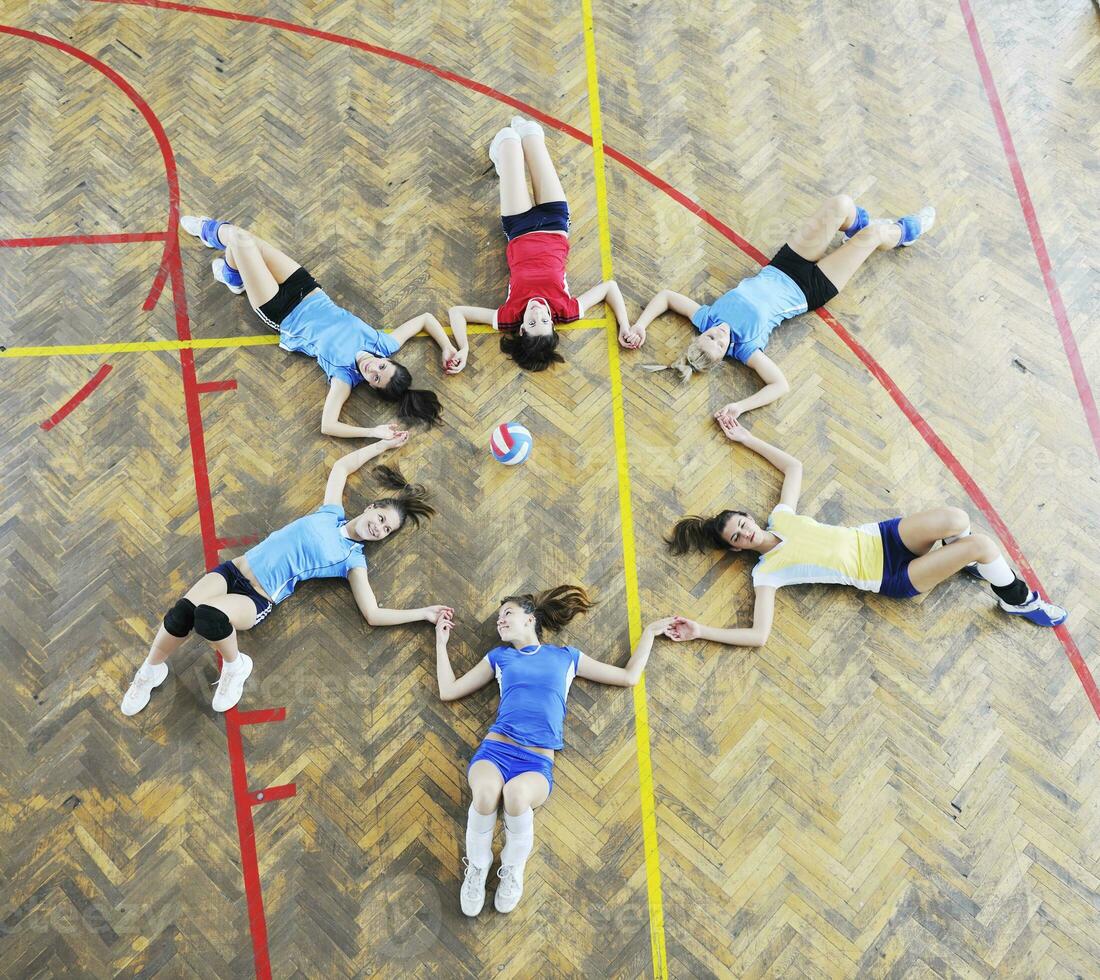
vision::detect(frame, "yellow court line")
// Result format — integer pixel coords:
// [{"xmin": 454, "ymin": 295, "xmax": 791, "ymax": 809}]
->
[
  {"xmin": 582, "ymin": 0, "xmax": 668, "ymax": 976},
  {"xmin": 0, "ymin": 320, "xmax": 609, "ymax": 359}
]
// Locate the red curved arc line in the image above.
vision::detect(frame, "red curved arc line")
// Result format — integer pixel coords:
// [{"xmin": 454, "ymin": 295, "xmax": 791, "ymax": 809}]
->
[
  {"xmin": 92, "ymin": 0, "xmax": 1099, "ymax": 719},
  {"xmin": 3, "ymin": 25, "xmax": 277, "ymax": 980},
  {"xmin": 0, "ymin": 25, "xmax": 177, "ymax": 311},
  {"xmin": 40, "ymin": 363, "xmax": 113, "ymax": 430}
]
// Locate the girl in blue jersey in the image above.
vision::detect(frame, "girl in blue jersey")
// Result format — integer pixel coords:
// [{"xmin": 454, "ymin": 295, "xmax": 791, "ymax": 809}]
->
[
  {"xmin": 662, "ymin": 414, "xmax": 1067, "ymax": 651},
  {"xmin": 121, "ymin": 435, "xmax": 453, "ymax": 716},
  {"xmin": 433, "ymin": 585, "xmax": 673, "ymax": 916},
  {"xmin": 180, "ymin": 215, "xmax": 468, "ymax": 431},
  {"xmin": 624, "ymin": 194, "xmax": 934, "ymax": 422}
]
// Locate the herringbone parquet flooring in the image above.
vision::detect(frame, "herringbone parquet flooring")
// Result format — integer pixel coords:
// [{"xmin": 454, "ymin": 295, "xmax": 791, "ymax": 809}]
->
[{"xmin": 1, "ymin": 0, "xmax": 1097, "ymax": 977}]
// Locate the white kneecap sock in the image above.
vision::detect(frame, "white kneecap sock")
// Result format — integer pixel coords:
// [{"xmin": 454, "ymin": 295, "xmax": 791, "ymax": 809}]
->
[
  {"xmin": 465, "ymin": 805, "xmax": 497, "ymax": 867},
  {"xmin": 975, "ymin": 555, "xmax": 1014, "ymax": 587},
  {"xmin": 501, "ymin": 809, "xmax": 534, "ymax": 868}
]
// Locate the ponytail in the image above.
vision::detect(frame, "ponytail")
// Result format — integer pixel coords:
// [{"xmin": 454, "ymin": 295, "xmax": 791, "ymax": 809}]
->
[
  {"xmin": 371, "ymin": 464, "xmax": 436, "ymax": 529},
  {"xmin": 666, "ymin": 511, "xmax": 745, "ymax": 555},
  {"xmin": 501, "ymin": 584, "xmax": 594, "ymax": 639},
  {"xmin": 642, "ymin": 337, "xmax": 720, "ymax": 382},
  {"xmin": 379, "ymin": 360, "xmax": 443, "ymax": 426}
]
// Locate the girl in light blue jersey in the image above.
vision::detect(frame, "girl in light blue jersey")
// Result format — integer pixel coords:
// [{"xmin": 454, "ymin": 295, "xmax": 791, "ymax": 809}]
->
[
  {"xmin": 433, "ymin": 586, "xmax": 673, "ymax": 917},
  {"xmin": 625, "ymin": 194, "xmax": 934, "ymax": 422},
  {"xmin": 122, "ymin": 435, "xmax": 453, "ymax": 717},
  {"xmin": 180, "ymin": 215, "xmax": 468, "ymax": 432}
]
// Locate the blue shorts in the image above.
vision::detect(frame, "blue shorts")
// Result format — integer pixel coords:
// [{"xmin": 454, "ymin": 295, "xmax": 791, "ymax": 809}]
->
[
  {"xmin": 212, "ymin": 560, "xmax": 274, "ymax": 622},
  {"xmin": 501, "ymin": 201, "xmax": 570, "ymax": 241},
  {"xmin": 468, "ymin": 739, "xmax": 555, "ymax": 793},
  {"xmin": 877, "ymin": 518, "xmax": 920, "ymax": 599}
]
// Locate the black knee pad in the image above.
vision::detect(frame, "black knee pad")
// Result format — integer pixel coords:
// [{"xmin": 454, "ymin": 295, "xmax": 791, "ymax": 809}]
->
[
  {"xmin": 193, "ymin": 604, "xmax": 233, "ymax": 641},
  {"xmin": 163, "ymin": 597, "xmax": 196, "ymax": 638}
]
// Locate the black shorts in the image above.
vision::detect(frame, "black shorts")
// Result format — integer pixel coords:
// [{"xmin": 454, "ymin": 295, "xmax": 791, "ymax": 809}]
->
[
  {"xmin": 212, "ymin": 560, "xmax": 274, "ymax": 623},
  {"xmin": 256, "ymin": 267, "xmax": 320, "ymax": 326},
  {"xmin": 501, "ymin": 201, "xmax": 570, "ymax": 241},
  {"xmin": 768, "ymin": 244, "xmax": 839, "ymax": 311}
]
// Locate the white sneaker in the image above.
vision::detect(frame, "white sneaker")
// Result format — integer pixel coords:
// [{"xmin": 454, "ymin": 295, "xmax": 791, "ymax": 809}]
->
[
  {"xmin": 211, "ymin": 653, "xmax": 253, "ymax": 712},
  {"xmin": 510, "ymin": 115, "xmax": 543, "ymax": 140},
  {"xmin": 460, "ymin": 857, "xmax": 490, "ymax": 916},
  {"xmin": 180, "ymin": 214, "xmax": 213, "ymax": 242},
  {"xmin": 488, "ymin": 127, "xmax": 520, "ymax": 171},
  {"xmin": 121, "ymin": 662, "xmax": 169, "ymax": 716},
  {"xmin": 211, "ymin": 257, "xmax": 246, "ymax": 294},
  {"xmin": 494, "ymin": 864, "xmax": 524, "ymax": 913}
]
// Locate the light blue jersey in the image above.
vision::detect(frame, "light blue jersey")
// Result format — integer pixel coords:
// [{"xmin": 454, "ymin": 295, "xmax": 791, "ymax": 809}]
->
[
  {"xmin": 244, "ymin": 504, "xmax": 367, "ymax": 604},
  {"xmin": 485, "ymin": 643, "xmax": 583, "ymax": 750},
  {"xmin": 278, "ymin": 290, "xmax": 400, "ymax": 388},
  {"xmin": 690, "ymin": 266, "xmax": 808, "ymax": 363}
]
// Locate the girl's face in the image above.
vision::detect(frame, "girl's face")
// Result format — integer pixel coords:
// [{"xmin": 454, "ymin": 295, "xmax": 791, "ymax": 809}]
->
[
  {"xmin": 496, "ymin": 601, "xmax": 535, "ymax": 641},
  {"xmin": 519, "ymin": 299, "xmax": 553, "ymax": 337},
  {"xmin": 354, "ymin": 503, "xmax": 402, "ymax": 541},
  {"xmin": 357, "ymin": 353, "xmax": 396, "ymax": 389},
  {"xmin": 721, "ymin": 512, "xmax": 762, "ymax": 551},
  {"xmin": 697, "ymin": 322, "xmax": 731, "ymax": 362}
]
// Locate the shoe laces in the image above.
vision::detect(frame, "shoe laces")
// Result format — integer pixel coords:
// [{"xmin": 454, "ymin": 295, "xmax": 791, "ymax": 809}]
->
[
  {"xmin": 461, "ymin": 857, "xmax": 486, "ymax": 892},
  {"xmin": 497, "ymin": 865, "xmax": 521, "ymax": 895}
]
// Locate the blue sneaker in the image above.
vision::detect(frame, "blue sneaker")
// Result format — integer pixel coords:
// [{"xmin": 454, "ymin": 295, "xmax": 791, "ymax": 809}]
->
[
  {"xmin": 843, "ymin": 204, "xmax": 870, "ymax": 239},
  {"xmin": 999, "ymin": 591, "xmax": 1067, "ymax": 628},
  {"xmin": 181, "ymin": 215, "xmax": 226, "ymax": 249},
  {"xmin": 212, "ymin": 257, "xmax": 245, "ymax": 294},
  {"xmin": 895, "ymin": 205, "xmax": 935, "ymax": 247}
]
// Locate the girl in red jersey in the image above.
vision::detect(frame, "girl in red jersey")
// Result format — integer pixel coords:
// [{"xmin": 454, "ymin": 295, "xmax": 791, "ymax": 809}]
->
[{"xmin": 447, "ymin": 116, "xmax": 631, "ymax": 371}]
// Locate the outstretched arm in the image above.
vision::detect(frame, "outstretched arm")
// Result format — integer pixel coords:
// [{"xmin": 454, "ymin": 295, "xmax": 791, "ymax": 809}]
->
[
  {"xmin": 668, "ymin": 588, "xmax": 776, "ymax": 649},
  {"xmin": 320, "ymin": 379, "xmax": 406, "ymax": 439},
  {"xmin": 348, "ymin": 566, "xmax": 453, "ymax": 628},
  {"xmin": 716, "ymin": 351, "xmax": 790, "ymax": 423},
  {"xmin": 575, "ymin": 618, "xmax": 675, "ymax": 687},
  {"xmin": 435, "ymin": 619, "xmax": 494, "ymax": 700},
  {"xmin": 576, "ymin": 279, "xmax": 630, "ymax": 337},
  {"xmin": 621, "ymin": 289, "xmax": 701, "ymax": 349},
  {"xmin": 388, "ymin": 312, "xmax": 466, "ymax": 374},
  {"xmin": 713, "ymin": 417, "xmax": 802, "ymax": 510},
  {"xmin": 323, "ymin": 432, "xmax": 408, "ymax": 506}
]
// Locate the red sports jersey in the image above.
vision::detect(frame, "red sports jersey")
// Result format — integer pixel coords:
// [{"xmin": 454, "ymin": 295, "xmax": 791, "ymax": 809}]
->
[{"xmin": 495, "ymin": 232, "xmax": 581, "ymax": 330}]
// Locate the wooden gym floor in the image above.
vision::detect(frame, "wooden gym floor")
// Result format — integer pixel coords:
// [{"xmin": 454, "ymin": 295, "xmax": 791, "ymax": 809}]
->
[{"xmin": 1, "ymin": 0, "xmax": 1098, "ymax": 977}]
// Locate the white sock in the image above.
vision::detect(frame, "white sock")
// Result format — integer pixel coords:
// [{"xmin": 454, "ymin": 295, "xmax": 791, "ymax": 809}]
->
[
  {"xmin": 501, "ymin": 809, "xmax": 534, "ymax": 868},
  {"xmin": 975, "ymin": 555, "xmax": 1014, "ymax": 587},
  {"xmin": 943, "ymin": 527, "xmax": 972, "ymax": 546},
  {"xmin": 220, "ymin": 654, "xmax": 244, "ymax": 675},
  {"xmin": 465, "ymin": 805, "xmax": 497, "ymax": 867},
  {"xmin": 139, "ymin": 656, "xmax": 165, "ymax": 676}
]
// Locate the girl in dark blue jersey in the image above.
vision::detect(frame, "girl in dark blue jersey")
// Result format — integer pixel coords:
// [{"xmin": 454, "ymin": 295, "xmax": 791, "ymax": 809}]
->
[{"xmin": 434, "ymin": 586, "xmax": 673, "ymax": 916}]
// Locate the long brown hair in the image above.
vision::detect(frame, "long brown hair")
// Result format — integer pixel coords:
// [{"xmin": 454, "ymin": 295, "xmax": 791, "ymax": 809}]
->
[
  {"xmin": 500, "ymin": 584, "xmax": 594, "ymax": 638},
  {"xmin": 666, "ymin": 511, "xmax": 747, "ymax": 555},
  {"xmin": 372, "ymin": 464, "xmax": 436, "ymax": 529}
]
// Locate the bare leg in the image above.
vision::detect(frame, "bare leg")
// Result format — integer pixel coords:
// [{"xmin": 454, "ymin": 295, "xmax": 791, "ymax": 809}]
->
[
  {"xmin": 784, "ymin": 194, "xmax": 858, "ymax": 263},
  {"xmin": 146, "ymin": 571, "xmax": 228, "ymax": 666},
  {"xmin": 497, "ymin": 139, "xmax": 533, "ymax": 217},
  {"xmin": 521, "ymin": 133, "xmax": 566, "ymax": 205},
  {"xmin": 501, "ymin": 772, "xmax": 550, "ymax": 815},
  {"xmin": 468, "ymin": 761, "xmax": 505, "ymax": 814},
  {"xmin": 896, "ymin": 507, "xmax": 971, "ymax": 556},
  {"xmin": 815, "ymin": 222, "xmax": 900, "ymax": 293},
  {"xmin": 907, "ymin": 534, "xmax": 1001, "ymax": 594},
  {"xmin": 218, "ymin": 226, "xmax": 280, "ymax": 307}
]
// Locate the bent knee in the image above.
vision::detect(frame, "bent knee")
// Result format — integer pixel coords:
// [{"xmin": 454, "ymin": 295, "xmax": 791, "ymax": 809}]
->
[
  {"xmin": 942, "ymin": 507, "xmax": 971, "ymax": 536},
  {"xmin": 968, "ymin": 533, "xmax": 1000, "ymax": 564},
  {"xmin": 471, "ymin": 785, "xmax": 501, "ymax": 812},
  {"xmin": 829, "ymin": 193, "xmax": 855, "ymax": 218},
  {"xmin": 193, "ymin": 603, "xmax": 234, "ymax": 641}
]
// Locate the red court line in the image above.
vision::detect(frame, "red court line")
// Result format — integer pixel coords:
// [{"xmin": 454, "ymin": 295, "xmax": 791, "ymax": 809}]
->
[
  {"xmin": 94, "ymin": 0, "xmax": 1099, "ymax": 723},
  {"xmin": 958, "ymin": 0, "xmax": 1100, "ymax": 464},
  {"xmin": 0, "ymin": 231, "xmax": 168, "ymax": 247},
  {"xmin": 40, "ymin": 364, "xmax": 113, "ymax": 430},
  {"xmin": 2, "ymin": 27, "xmax": 281, "ymax": 980},
  {"xmin": 196, "ymin": 378, "xmax": 237, "ymax": 393}
]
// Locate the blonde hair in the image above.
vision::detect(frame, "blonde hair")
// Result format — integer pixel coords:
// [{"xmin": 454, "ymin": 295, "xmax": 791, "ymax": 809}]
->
[{"xmin": 641, "ymin": 336, "xmax": 721, "ymax": 382}]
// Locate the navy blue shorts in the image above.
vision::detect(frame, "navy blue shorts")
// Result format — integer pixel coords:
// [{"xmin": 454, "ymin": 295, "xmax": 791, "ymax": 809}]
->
[
  {"xmin": 877, "ymin": 518, "xmax": 920, "ymax": 598},
  {"xmin": 468, "ymin": 739, "xmax": 555, "ymax": 793},
  {"xmin": 501, "ymin": 201, "xmax": 570, "ymax": 242},
  {"xmin": 212, "ymin": 560, "xmax": 274, "ymax": 623}
]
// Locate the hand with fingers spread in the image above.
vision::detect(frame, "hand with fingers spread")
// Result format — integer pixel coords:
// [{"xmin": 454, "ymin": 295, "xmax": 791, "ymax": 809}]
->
[
  {"xmin": 666, "ymin": 616, "xmax": 702, "ymax": 642},
  {"xmin": 714, "ymin": 401, "xmax": 743, "ymax": 427},
  {"xmin": 371, "ymin": 422, "xmax": 406, "ymax": 441}
]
